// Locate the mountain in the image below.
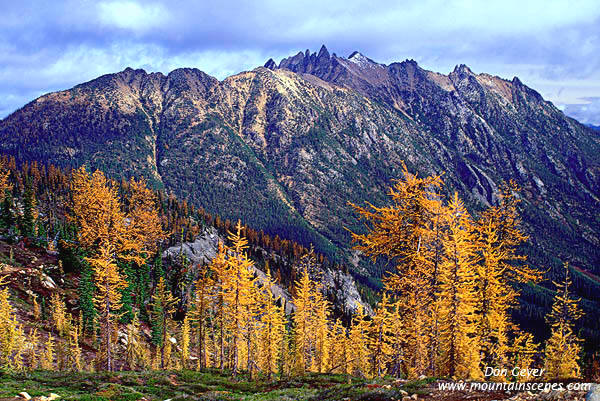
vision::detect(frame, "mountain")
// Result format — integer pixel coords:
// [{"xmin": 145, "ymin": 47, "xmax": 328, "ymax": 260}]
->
[{"xmin": 1, "ymin": 46, "xmax": 599, "ymax": 293}]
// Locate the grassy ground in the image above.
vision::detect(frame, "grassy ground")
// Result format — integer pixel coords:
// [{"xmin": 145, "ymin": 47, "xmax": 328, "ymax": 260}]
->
[{"xmin": 0, "ymin": 370, "xmax": 433, "ymax": 401}]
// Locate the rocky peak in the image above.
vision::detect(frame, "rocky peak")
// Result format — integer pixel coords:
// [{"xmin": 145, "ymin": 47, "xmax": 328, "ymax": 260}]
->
[
  {"xmin": 317, "ymin": 44, "xmax": 330, "ymax": 60},
  {"xmin": 347, "ymin": 51, "xmax": 379, "ymax": 68},
  {"xmin": 450, "ymin": 64, "xmax": 476, "ymax": 82},
  {"xmin": 275, "ymin": 45, "xmax": 337, "ymax": 75},
  {"xmin": 264, "ymin": 58, "xmax": 277, "ymax": 70}
]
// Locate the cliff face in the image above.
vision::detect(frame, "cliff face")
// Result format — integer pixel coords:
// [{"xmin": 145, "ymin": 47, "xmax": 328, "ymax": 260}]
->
[{"xmin": 1, "ymin": 47, "xmax": 599, "ymax": 284}]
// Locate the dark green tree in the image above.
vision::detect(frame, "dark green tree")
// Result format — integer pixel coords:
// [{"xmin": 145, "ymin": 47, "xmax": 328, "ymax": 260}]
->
[
  {"xmin": 78, "ymin": 259, "xmax": 96, "ymax": 334},
  {"xmin": 119, "ymin": 261, "xmax": 135, "ymax": 324},
  {"xmin": 136, "ymin": 261, "xmax": 151, "ymax": 321},
  {"xmin": 21, "ymin": 179, "xmax": 35, "ymax": 237}
]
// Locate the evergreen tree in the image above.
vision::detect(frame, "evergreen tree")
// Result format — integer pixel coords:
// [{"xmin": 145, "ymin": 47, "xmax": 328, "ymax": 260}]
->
[
  {"xmin": 78, "ymin": 260, "xmax": 96, "ymax": 334},
  {"xmin": 1, "ymin": 192, "xmax": 14, "ymax": 229},
  {"xmin": 118, "ymin": 261, "xmax": 135, "ymax": 324},
  {"xmin": 21, "ymin": 178, "xmax": 36, "ymax": 238},
  {"xmin": 151, "ymin": 277, "xmax": 178, "ymax": 369}
]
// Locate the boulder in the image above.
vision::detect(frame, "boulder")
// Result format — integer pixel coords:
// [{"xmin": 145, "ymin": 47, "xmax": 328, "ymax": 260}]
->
[
  {"xmin": 587, "ymin": 384, "xmax": 600, "ymax": 401},
  {"xmin": 40, "ymin": 273, "xmax": 56, "ymax": 289}
]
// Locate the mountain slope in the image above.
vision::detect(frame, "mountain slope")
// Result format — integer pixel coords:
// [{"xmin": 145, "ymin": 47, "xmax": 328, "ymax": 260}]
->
[{"xmin": 1, "ymin": 47, "xmax": 599, "ymax": 288}]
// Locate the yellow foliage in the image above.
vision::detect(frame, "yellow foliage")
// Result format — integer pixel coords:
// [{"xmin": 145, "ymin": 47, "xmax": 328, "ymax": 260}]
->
[
  {"xmin": 125, "ymin": 313, "xmax": 149, "ymax": 371},
  {"xmin": 66, "ymin": 325, "xmax": 82, "ymax": 372},
  {"xmin": 544, "ymin": 263, "xmax": 583, "ymax": 379},
  {"xmin": 181, "ymin": 315, "xmax": 191, "ymax": 369},
  {"xmin": 0, "ymin": 283, "xmax": 25, "ymax": 370},
  {"xmin": 123, "ymin": 177, "xmax": 165, "ymax": 265},
  {"xmin": 27, "ymin": 329, "xmax": 40, "ymax": 370},
  {"xmin": 225, "ymin": 220, "xmax": 258, "ymax": 376},
  {"xmin": 369, "ymin": 294, "xmax": 395, "ymax": 377},
  {"xmin": 41, "ymin": 334, "xmax": 55, "ymax": 371},
  {"xmin": 349, "ymin": 306, "xmax": 371, "ymax": 378},
  {"xmin": 510, "ymin": 331, "xmax": 539, "ymax": 382},
  {"xmin": 189, "ymin": 264, "xmax": 213, "ymax": 370},
  {"xmin": 257, "ymin": 268, "xmax": 286, "ymax": 377},
  {"xmin": 437, "ymin": 193, "xmax": 481, "ymax": 379},
  {"xmin": 87, "ymin": 242, "xmax": 127, "ymax": 371},
  {"xmin": 0, "ymin": 159, "xmax": 11, "ymax": 202},
  {"xmin": 70, "ymin": 168, "xmax": 128, "ymax": 254},
  {"xmin": 50, "ymin": 292, "xmax": 69, "ymax": 337},
  {"xmin": 32, "ymin": 293, "xmax": 41, "ymax": 321}
]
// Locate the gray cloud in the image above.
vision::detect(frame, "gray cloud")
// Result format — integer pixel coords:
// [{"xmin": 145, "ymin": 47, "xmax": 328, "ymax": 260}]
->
[
  {"xmin": 1, "ymin": 0, "xmax": 600, "ymax": 124},
  {"xmin": 562, "ymin": 98, "xmax": 600, "ymax": 125}
]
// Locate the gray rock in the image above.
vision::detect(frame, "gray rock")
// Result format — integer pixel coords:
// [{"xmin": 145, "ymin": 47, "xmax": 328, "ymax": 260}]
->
[
  {"xmin": 163, "ymin": 227, "xmax": 369, "ymax": 316},
  {"xmin": 163, "ymin": 227, "xmax": 220, "ymax": 266},
  {"xmin": 40, "ymin": 273, "xmax": 57, "ymax": 289},
  {"xmin": 587, "ymin": 384, "xmax": 600, "ymax": 401}
]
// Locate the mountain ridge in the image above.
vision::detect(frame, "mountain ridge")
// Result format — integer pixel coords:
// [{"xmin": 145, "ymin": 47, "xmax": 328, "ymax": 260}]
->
[{"xmin": 1, "ymin": 47, "xmax": 598, "ymax": 289}]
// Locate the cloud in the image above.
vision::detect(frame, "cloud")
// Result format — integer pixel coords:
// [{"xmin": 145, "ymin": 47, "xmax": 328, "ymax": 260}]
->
[
  {"xmin": 562, "ymin": 98, "xmax": 600, "ymax": 125},
  {"xmin": 97, "ymin": 1, "xmax": 171, "ymax": 32},
  {"xmin": 1, "ymin": 0, "xmax": 600, "ymax": 119}
]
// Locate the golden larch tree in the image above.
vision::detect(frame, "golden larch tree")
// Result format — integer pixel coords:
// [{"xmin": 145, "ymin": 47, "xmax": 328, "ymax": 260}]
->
[
  {"xmin": 292, "ymin": 258, "xmax": 316, "ymax": 375},
  {"xmin": 224, "ymin": 220, "xmax": 257, "ymax": 376},
  {"xmin": 349, "ymin": 163, "xmax": 443, "ymax": 378},
  {"xmin": 544, "ymin": 262, "xmax": 583, "ymax": 379},
  {"xmin": 369, "ymin": 293, "xmax": 394, "ymax": 377},
  {"xmin": 0, "ymin": 159, "xmax": 12, "ymax": 202},
  {"xmin": 123, "ymin": 177, "xmax": 165, "ymax": 265},
  {"xmin": 189, "ymin": 263, "xmax": 214, "ymax": 370},
  {"xmin": 70, "ymin": 168, "xmax": 128, "ymax": 255},
  {"xmin": 86, "ymin": 242, "xmax": 127, "ymax": 371},
  {"xmin": 0, "ymin": 278, "xmax": 25, "ymax": 370},
  {"xmin": 473, "ymin": 181, "xmax": 542, "ymax": 369},
  {"xmin": 437, "ymin": 193, "xmax": 481, "ymax": 379},
  {"xmin": 257, "ymin": 268, "xmax": 286, "ymax": 378},
  {"xmin": 349, "ymin": 305, "xmax": 371, "ymax": 378},
  {"xmin": 313, "ymin": 284, "xmax": 331, "ymax": 373}
]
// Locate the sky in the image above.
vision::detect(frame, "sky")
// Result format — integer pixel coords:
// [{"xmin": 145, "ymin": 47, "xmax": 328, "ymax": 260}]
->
[{"xmin": 1, "ymin": 0, "xmax": 600, "ymax": 125}]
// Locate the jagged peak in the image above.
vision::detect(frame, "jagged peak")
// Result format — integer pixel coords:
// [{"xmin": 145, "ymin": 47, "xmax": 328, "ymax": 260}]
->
[
  {"xmin": 347, "ymin": 51, "xmax": 379, "ymax": 67},
  {"xmin": 317, "ymin": 44, "xmax": 330, "ymax": 59},
  {"xmin": 453, "ymin": 64, "xmax": 473, "ymax": 75},
  {"xmin": 264, "ymin": 58, "xmax": 277, "ymax": 70},
  {"xmin": 120, "ymin": 66, "xmax": 148, "ymax": 75}
]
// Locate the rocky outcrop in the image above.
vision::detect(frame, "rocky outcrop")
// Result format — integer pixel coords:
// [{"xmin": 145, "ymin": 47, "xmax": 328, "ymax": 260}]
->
[{"xmin": 162, "ymin": 227, "xmax": 368, "ymax": 314}]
